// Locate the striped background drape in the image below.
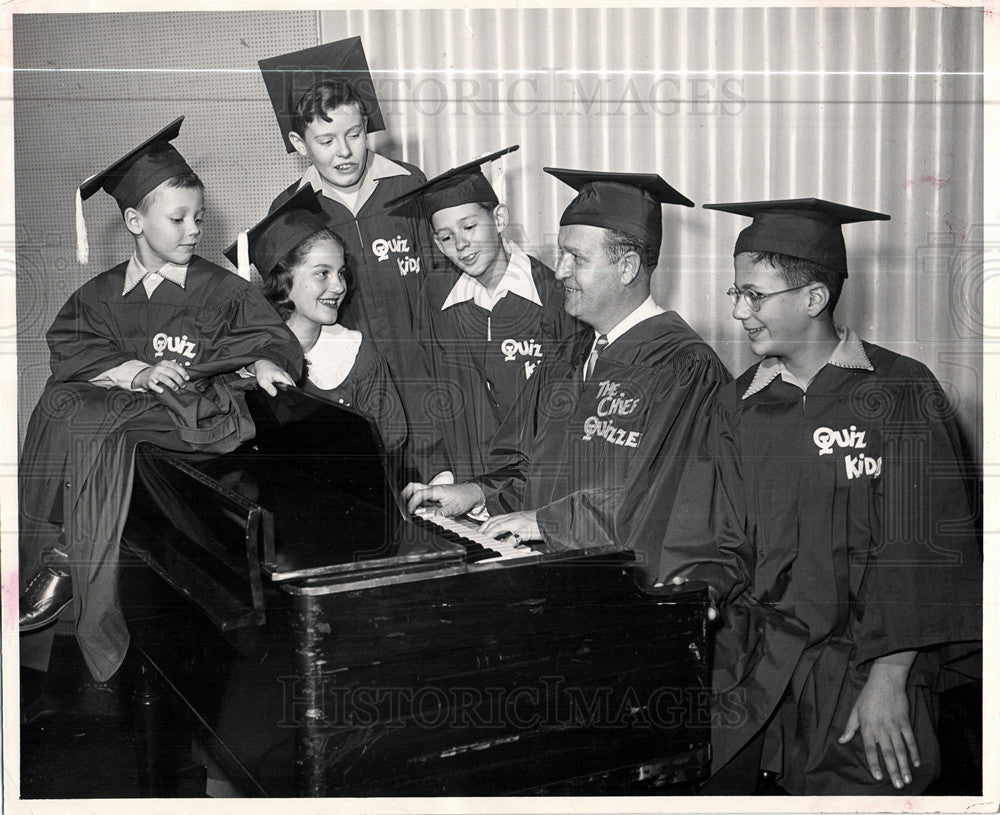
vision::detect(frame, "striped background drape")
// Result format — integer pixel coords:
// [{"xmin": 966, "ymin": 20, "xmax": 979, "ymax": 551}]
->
[
  {"xmin": 14, "ymin": 8, "xmax": 982, "ymax": 447},
  {"xmin": 328, "ymin": 6, "xmax": 983, "ymax": 442}
]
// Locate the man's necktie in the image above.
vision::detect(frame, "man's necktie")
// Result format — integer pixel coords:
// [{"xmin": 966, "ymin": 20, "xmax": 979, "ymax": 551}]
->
[{"xmin": 583, "ymin": 334, "xmax": 609, "ymax": 381}]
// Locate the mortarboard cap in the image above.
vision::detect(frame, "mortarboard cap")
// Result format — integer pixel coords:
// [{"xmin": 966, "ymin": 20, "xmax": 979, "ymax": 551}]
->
[
  {"xmin": 544, "ymin": 168, "xmax": 694, "ymax": 248},
  {"xmin": 223, "ymin": 186, "xmax": 329, "ymax": 279},
  {"xmin": 384, "ymin": 146, "xmax": 519, "ymax": 218},
  {"xmin": 702, "ymin": 197, "xmax": 891, "ymax": 278},
  {"xmin": 75, "ymin": 116, "xmax": 194, "ymax": 264},
  {"xmin": 259, "ymin": 37, "xmax": 385, "ymax": 154}
]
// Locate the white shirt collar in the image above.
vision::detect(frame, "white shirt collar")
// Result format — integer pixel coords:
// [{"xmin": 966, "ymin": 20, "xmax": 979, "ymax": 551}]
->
[
  {"xmin": 741, "ymin": 325, "xmax": 875, "ymax": 399},
  {"xmin": 299, "ymin": 151, "xmax": 411, "ymax": 215},
  {"xmin": 595, "ymin": 295, "xmax": 666, "ymax": 346},
  {"xmin": 440, "ymin": 240, "xmax": 543, "ymax": 312},
  {"xmin": 122, "ymin": 253, "xmax": 189, "ymax": 297}
]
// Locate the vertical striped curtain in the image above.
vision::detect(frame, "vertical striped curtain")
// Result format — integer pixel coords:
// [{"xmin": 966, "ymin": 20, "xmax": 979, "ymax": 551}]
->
[
  {"xmin": 322, "ymin": 7, "xmax": 982, "ymax": 439},
  {"xmin": 12, "ymin": 10, "xmax": 981, "ymax": 446}
]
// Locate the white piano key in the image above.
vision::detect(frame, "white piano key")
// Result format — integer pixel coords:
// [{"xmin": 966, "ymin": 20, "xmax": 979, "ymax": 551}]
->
[{"xmin": 413, "ymin": 509, "xmax": 540, "ymax": 562}]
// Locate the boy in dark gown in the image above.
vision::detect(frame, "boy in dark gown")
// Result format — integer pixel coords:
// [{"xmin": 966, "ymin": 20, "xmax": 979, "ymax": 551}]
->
[
  {"xmin": 260, "ymin": 37, "xmax": 435, "ymax": 476},
  {"xmin": 19, "ymin": 118, "xmax": 303, "ymax": 681},
  {"xmin": 662, "ymin": 198, "xmax": 981, "ymax": 794},
  {"xmin": 386, "ymin": 147, "xmax": 579, "ymax": 488}
]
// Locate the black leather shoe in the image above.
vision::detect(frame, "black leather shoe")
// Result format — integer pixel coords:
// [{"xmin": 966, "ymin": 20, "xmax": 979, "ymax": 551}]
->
[{"xmin": 19, "ymin": 561, "xmax": 73, "ymax": 633}]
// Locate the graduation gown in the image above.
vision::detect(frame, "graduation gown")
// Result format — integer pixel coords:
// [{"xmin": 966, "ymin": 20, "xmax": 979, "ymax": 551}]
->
[
  {"xmin": 271, "ymin": 159, "xmax": 438, "ymax": 476},
  {"xmin": 300, "ymin": 326, "xmax": 407, "ymax": 452},
  {"xmin": 420, "ymin": 255, "xmax": 580, "ymax": 481},
  {"xmin": 474, "ymin": 310, "xmax": 729, "ymax": 581},
  {"xmin": 678, "ymin": 341, "xmax": 981, "ymax": 793},
  {"xmin": 19, "ymin": 255, "xmax": 303, "ymax": 681}
]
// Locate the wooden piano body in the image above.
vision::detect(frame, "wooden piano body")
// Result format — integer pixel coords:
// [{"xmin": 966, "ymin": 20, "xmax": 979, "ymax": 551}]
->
[{"xmin": 119, "ymin": 388, "xmax": 711, "ymax": 796}]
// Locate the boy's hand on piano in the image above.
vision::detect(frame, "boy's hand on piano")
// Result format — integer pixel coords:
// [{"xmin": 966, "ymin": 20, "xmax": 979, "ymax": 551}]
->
[
  {"xmin": 253, "ymin": 359, "xmax": 297, "ymax": 396},
  {"xmin": 403, "ymin": 482, "xmax": 486, "ymax": 517},
  {"xmin": 478, "ymin": 511, "xmax": 541, "ymax": 544}
]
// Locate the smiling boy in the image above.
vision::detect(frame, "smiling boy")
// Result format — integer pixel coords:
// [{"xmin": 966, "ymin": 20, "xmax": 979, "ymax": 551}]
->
[
  {"xmin": 403, "ymin": 169, "xmax": 729, "ymax": 578},
  {"xmin": 260, "ymin": 38, "xmax": 434, "ymax": 473},
  {"xmin": 386, "ymin": 148, "xmax": 579, "ymax": 483},
  {"xmin": 687, "ymin": 198, "xmax": 982, "ymax": 794},
  {"xmin": 18, "ymin": 119, "xmax": 302, "ymax": 681}
]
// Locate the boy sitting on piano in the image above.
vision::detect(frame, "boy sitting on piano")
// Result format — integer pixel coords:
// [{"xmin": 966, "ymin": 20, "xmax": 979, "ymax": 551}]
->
[
  {"xmin": 18, "ymin": 118, "xmax": 303, "ymax": 682},
  {"xmin": 224, "ymin": 186, "xmax": 406, "ymax": 452}
]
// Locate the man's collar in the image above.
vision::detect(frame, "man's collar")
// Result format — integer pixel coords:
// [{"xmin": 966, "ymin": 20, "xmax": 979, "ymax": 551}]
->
[
  {"xmin": 441, "ymin": 240, "xmax": 542, "ymax": 311},
  {"xmin": 299, "ymin": 151, "xmax": 411, "ymax": 200},
  {"xmin": 599, "ymin": 296, "xmax": 666, "ymax": 345},
  {"xmin": 122, "ymin": 253, "xmax": 188, "ymax": 297},
  {"xmin": 741, "ymin": 326, "xmax": 874, "ymax": 399}
]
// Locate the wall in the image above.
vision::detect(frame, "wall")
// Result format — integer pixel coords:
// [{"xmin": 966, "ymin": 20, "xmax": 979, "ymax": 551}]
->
[
  {"xmin": 14, "ymin": 11, "xmax": 320, "ymax": 442},
  {"xmin": 14, "ymin": 8, "xmax": 983, "ymax": 449}
]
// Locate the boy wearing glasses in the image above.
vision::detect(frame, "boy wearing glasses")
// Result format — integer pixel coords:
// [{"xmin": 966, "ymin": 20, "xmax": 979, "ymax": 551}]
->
[{"xmin": 679, "ymin": 199, "xmax": 981, "ymax": 794}]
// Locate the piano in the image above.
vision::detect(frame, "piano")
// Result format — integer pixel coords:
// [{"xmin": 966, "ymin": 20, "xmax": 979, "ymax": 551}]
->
[{"xmin": 119, "ymin": 387, "xmax": 711, "ymax": 796}]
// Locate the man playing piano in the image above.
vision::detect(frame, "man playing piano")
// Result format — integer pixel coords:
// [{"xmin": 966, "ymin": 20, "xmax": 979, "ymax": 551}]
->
[{"xmin": 403, "ymin": 169, "xmax": 730, "ymax": 583}]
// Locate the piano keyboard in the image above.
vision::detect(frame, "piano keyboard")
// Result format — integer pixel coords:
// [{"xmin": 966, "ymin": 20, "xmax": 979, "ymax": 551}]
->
[{"xmin": 413, "ymin": 509, "xmax": 542, "ymax": 564}]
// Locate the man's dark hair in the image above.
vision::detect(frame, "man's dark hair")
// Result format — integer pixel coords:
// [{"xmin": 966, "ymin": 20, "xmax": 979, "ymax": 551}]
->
[
  {"xmin": 291, "ymin": 80, "xmax": 368, "ymax": 137},
  {"xmin": 748, "ymin": 250, "xmax": 844, "ymax": 314},
  {"xmin": 602, "ymin": 229, "xmax": 659, "ymax": 273}
]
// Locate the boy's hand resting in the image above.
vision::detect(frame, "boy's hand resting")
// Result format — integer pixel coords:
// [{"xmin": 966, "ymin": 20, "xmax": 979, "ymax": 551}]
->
[
  {"xmin": 132, "ymin": 360, "xmax": 189, "ymax": 393},
  {"xmin": 402, "ymin": 482, "xmax": 486, "ymax": 517},
  {"xmin": 838, "ymin": 650, "xmax": 919, "ymax": 789},
  {"xmin": 253, "ymin": 359, "xmax": 296, "ymax": 396}
]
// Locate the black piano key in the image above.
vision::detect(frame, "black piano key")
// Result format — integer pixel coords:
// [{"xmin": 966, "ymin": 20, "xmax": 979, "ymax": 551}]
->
[{"xmin": 411, "ymin": 514, "xmax": 509, "ymax": 562}]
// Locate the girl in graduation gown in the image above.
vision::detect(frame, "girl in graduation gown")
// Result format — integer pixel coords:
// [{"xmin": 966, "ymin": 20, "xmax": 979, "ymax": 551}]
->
[{"xmin": 231, "ymin": 187, "xmax": 406, "ymax": 454}]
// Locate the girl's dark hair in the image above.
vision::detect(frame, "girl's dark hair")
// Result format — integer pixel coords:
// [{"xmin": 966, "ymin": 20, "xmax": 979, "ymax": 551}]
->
[{"xmin": 262, "ymin": 228, "xmax": 346, "ymax": 320}]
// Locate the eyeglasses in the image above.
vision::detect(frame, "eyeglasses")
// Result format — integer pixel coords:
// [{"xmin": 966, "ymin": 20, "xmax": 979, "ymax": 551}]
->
[{"xmin": 726, "ymin": 283, "xmax": 812, "ymax": 312}]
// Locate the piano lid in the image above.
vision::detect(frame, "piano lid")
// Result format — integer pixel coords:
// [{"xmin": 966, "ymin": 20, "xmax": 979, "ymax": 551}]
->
[{"xmin": 200, "ymin": 388, "xmax": 463, "ymax": 581}]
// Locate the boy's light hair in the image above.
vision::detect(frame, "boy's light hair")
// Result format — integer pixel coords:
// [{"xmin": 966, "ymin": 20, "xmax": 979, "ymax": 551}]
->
[
  {"xmin": 431, "ymin": 201, "xmax": 499, "ymax": 225},
  {"xmin": 132, "ymin": 171, "xmax": 204, "ymax": 216}
]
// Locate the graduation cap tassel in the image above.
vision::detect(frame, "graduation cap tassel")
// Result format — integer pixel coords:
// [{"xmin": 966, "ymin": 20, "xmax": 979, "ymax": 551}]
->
[
  {"xmin": 490, "ymin": 154, "xmax": 507, "ymax": 210},
  {"xmin": 236, "ymin": 230, "xmax": 251, "ymax": 281},
  {"xmin": 75, "ymin": 187, "xmax": 90, "ymax": 265}
]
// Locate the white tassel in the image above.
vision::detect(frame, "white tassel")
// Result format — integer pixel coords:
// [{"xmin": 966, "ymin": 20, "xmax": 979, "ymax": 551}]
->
[
  {"xmin": 491, "ymin": 154, "xmax": 507, "ymax": 206},
  {"xmin": 75, "ymin": 187, "xmax": 89, "ymax": 264},
  {"xmin": 236, "ymin": 230, "xmax": 250, "ymax": 281}
]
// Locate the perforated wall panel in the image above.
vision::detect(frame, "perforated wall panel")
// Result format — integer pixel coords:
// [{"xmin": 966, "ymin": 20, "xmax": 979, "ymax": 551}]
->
[{"xmin": 14, "ymin": 11, "xmax": 320, "ymax": 445}]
